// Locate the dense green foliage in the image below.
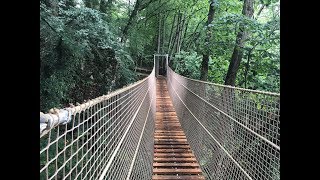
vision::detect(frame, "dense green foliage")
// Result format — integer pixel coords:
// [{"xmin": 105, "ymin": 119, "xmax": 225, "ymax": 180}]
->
[
  {"xmin": 40, "ymin": 0, "xmax": 279, "ymax": 111},
  {"xmin": 126, "ymin": 0, "xmax": 279, "ymax": 91},
  {"xmin": 40, "ymin": 0, "xmax": 137, "ymax": 112}
]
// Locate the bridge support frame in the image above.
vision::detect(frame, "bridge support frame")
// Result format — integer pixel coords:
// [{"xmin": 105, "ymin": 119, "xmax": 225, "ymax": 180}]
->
[{"xmin": 154, "ymin": 54, "xmax": 168, "ymax": 78}]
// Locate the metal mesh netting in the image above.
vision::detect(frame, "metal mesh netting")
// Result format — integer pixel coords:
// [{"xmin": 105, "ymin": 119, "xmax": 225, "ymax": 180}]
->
[
  {"xmin": 40, "ymin": 69, "xmax": 156, "ymax": 180},
  {"xmin": 166, "ymin": 67, "xmax": 280, "ymax": 180}
]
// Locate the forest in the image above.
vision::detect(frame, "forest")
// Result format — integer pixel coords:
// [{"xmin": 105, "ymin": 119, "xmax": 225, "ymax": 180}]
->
[{"xmin": 40, "ymin": 0, "xmax": 280, "ymax": 112}]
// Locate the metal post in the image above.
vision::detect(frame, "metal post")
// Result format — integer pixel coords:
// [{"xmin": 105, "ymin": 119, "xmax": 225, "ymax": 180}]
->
[
  {"xmin": 154, "ymin": 54, "xmax": 159, "ymax": 78},
  {"xmin": 165, "ymin": 54, "xmax": 169, "ymax": 77}
]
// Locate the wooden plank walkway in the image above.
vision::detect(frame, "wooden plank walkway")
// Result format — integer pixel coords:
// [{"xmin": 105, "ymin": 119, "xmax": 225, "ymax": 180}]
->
[{"xmin": 152, "ymin": 76, "xmax": 205, "ymax": 180}]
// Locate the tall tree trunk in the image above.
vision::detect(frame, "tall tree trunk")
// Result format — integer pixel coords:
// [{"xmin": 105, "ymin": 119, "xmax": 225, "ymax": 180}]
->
[
  {"xmin": 121, "ymin": 0, "xmax": 157, "ymax": 43},
  {"xmin": 181, "ymin": 17, "xmax": 189, "ymax": 50},
  {"xmin": 162, "ymin": 15, "xmax": 166, "ymax": 54},
  {"xmin": 200, "ymin": 0, "xmax": 216, "ymax": 81},
  {"xmin": 121, "ymin": 0, "xmax": 141, "ymax": 43},
  {"xmin": 175, "ymin": 13, "xmax": 181, "ymax": 54},
  {"xmin": 157, "ymin": 0, "xmax": 162, "ymax": 53},
  {"xmin": 224, "ymin": 0, "xmax": 254, "ymax": 86},
  {"xmin": 177, "ymin": 13, "xmax": 186, "ymax": 53},
  {"xmin": 157, "ymin": 15, "xmax": 161, "ymax": 53},
  {"xmin": 169, "ymin": 12, "xmax": 182, "ymax": 57},
  {"xmin": 167, "ymin": 13, "xmax": 177, "ymax": 53},
  {"xmin": 240, "ymin": 3, "xmax": 269, "ymax": 88}
]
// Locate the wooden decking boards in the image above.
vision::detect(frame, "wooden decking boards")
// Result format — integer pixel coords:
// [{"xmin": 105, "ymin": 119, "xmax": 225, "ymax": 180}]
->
[{"xmin": 152, "ymin": 76, "xmax": 204, "ymax": 180}]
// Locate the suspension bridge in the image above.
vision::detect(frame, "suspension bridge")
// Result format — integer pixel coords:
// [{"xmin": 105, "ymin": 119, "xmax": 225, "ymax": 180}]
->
[{"xmin": 40, "ymin": 54, "xmax": 280, "ymax": 180}]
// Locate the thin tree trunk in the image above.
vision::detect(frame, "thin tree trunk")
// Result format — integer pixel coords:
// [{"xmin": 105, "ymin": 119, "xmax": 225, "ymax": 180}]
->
[
  {"xmin": 128, "ymin": 0, "xmax": 131, "ymax": 16},
  {"xmin": 162, "ymin": 15, "xmax": 166, "ymax": 54},
  {"xmin": 177, "ymin": 13, "xmax": 187, "ymax": 53},
  {"xmin": 176, "ymin": 13, "xmax": 182, "ymax": 53},
  {"xmin": 167, "ymin": 13, "xmax": 177, "ymax": 53},
  {"xmin": 224, "ymin": 0, "xmax": 254, "ymax": 86},
  {"xmin": 181, "ymin": 18, "xmax": 189, "ymax": 50},
  {"xmin": 244, "ymin": 49, "xmax": 253, "ymax": 88},
  {"xmin": 185, "ymin": 17, "xmax": 206, "ymax": 49},
  {"xmin": 121, "ymin": 0, "xmax": 141, "ymax": 43},
  {"xmin": 121, "ymin": 0, "xmax": 157, "ymax": 43},
  {"xmin": 255, "ymin": 4, "xmax": 265, "ymax": 19},
  {"xmin": 169, "ymin": 12, "xmax": 182, "ymax": 57},
  {"xmin": 157, "ymin": 15, "xmax": 161, "ymax": 53},
  {"xmin": 200, "ymin": 0, "xmax": 216, "ymax": 81},
  {"xmin": 240, "ymin": 4, "xmax": 272, "ymax": 88}
]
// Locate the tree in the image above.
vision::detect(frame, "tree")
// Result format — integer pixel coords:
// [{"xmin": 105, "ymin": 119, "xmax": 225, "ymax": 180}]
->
[
  {"xmin": 224, "ymin": 0, "xmax": 254, "ymax": 86},
  {"xmin": 40, "ymin": 1, "xmax": 137, "ymax": 112},
  {"xmin": 121, "ymin": 0, "xmax": 158, "ymax": 43},
  {"xmin": 200, "ymin": 0, "xmax": 216, "ymax": 81}
]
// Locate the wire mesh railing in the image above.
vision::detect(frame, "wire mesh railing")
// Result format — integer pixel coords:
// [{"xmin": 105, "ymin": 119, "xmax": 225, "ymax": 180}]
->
[
  {"xmin": 40, "ymin": 69, "xmax": 156, "ymax": 180},
  {"xmin": 166, "ymin": 66, "xmax": 280, "ymax": 180},
  {"xmin": 40, "ymin": 54, "xmax": 280, "ymax": 180}
]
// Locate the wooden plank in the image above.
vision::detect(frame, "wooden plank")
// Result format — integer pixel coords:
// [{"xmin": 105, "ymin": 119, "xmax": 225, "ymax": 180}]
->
[
  {"xmin": 154, "ymin": 136, "xmax": 187, "ymax": 141},
  {"xmin": 152, "ymin": 175, "xmax": 205, "ymax": 180},
  {"xmin": 155, "ymin": 117, "xmax": 179, "ymax": 120},
  {"xmin": 155, "ymin": 123, "xmax": 181, "ymax": 125},
  {"xmin": 153, "ymin": 163, "xmax": 200, "ymax": 168},
  {"xmin": 155, "ymin": 124, "xmax": 182, "ymax": 129},
  {"xmin": 155, "ymin": 130, "xmax": 184, "ymax": 132},
  {"xmin": 155, "ymin": 122, "xmax": 180, "ymax": 124},
  {"xmin": 156, "ymin": 124, "xmax": 181, "ymax": 126},
  {"xmin": 153, "ymin": 78, "xmax": 203, "ymax": 178},
  {"xmin": 155, "ymin": 127, "xmax": 183, "ymax": 130},
  {"xmin": 154, "ymin": 145, "xmax": 190, "ymax": 149},
  {"xmin": 156, "ymin": 112, "xmax": 177, "ymax": 115},
  {"xmin": 156, "ymin": 126, "xmax": 182, "ymax": 128},
  {"xmin": 154, "ymin": 139, "xmax": 188, "ymax": 142},
  {"xmin": 154, "ymin": 157, "xmax": 197, "ymax": 163},
  {"xmin": 154, "ymin": 149, "xmax": 193, "ymax": 153},
  {"xmin": 156, "ymin": 121, "xmax": 180, "ymax": 123},
  {"xmin": 153, "ymin": 168, "xmax": 202, "ymax": 175},
  {"xmin": 156, "ymin": 116, "xmax": 178, "ymax": 119},
  {"xmin": 154, "ymin": 134, "xmax": 185, "ymax": 136},
  {"xmin": 154, "ymin": 133, "xmax": 185, "ymax": 136},
  {"xmin": 154, "ymin": 153, "xmax": 195, "ymax": 158},
  {"xmin": 155, "ymin": 130, "xmax": 184, "ymax": 133},
  {"xmin": 155, "ymin": 117, "xmax": 179, "ymax": 119},
  {"xmin": 154, "ymin": 134, "xmax": 186, "ymax": 137},
  {"xmin": 156, "ymin": 119, "xmax": 179, "ymax": 121},
  {"xmin": 154, "ymin": 132, "xmax": 185, "ymax": 134},
  {"xmin": 154, "ymin": 136, "xmax": 187, "ymax": 139},
  {"xmin": 156, "ymin": 105, "xmax": 174, "ymax": 107},
  {"xmin": 155, "ymin": 116, "xmax": 178, "ymax": 118},
  {"xmin": 155, "ymin": 124, "xmax": 181, "ymax": 126},
  {"xmin": 155, "ymin": 127, "xmax": 182, "ymax": 129},
  {"xmin": 154, "ymin": 142, "xmax": 189, "ymax": 145},
  {"xmin": 155, "ymin": 125, "xmax": 181, "ymax": 127}
]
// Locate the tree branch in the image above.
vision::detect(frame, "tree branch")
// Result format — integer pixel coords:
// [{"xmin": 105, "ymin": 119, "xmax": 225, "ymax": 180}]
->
[{"xmin": 41, "ymin": 17, "xmax": 60, "ymax": 35}]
